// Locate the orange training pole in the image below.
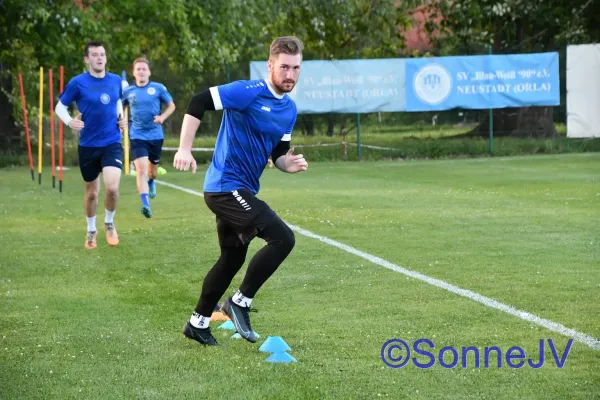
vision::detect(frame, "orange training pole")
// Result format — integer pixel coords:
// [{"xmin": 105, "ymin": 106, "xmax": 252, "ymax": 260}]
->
[
  {"xmin": 59, "ymin": 66, "xmax": 64, "ymax": 192},
  {"xmin": 18, "ymin": 73, "xmax": 35, "ymax": 181}
]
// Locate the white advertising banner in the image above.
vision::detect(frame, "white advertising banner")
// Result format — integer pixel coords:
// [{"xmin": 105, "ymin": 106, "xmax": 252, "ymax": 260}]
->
[{"xmin": 567, "ymin": 44, "xmax": 600, "ymax": 138}]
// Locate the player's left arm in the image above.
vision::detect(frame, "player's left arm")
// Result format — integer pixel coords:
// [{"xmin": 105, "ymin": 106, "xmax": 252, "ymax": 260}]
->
[
  {"xmin": 272, "ymin": 141, "xmax": 308, "ymax": 174},
  {"xmin": 116, "ymin": 99, "xmax": 126, "ymax": 131},
  {"xmin": 154, "ymin": 84, "xmax": 176, "ymax": 124},
  {"xmin": 272, "ymin": 111, "xmax": 308, "ymax": 173},
  {"xmin": 115, "ymin": 77, "xmax": 127, "ymax": 131},
  {"xmin": 155, "ymin": 102, "xmax": 175, "ymax": 125}
]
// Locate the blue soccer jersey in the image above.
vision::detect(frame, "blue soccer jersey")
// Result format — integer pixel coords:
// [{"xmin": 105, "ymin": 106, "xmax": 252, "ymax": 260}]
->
[
  {"xmin": 59, "ymin": 72, "xmax": 122, "ymax": 147},
  {"xmin": 122, "ymin": 81, "xmax": 173, "ymax": 140},
  {"xmin": 203, "ymin": 79, "xmax": 297, "ymax": 195}
]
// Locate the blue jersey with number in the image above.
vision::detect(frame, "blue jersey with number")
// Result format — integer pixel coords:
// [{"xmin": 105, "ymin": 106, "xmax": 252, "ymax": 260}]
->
[
  {"xmin": 122, "ymin": 81, "xmax": 173, "ymax": 140},
  {"xmin": 59, "ymin": 72, "xmax": 122, "ymax": 147},
  {"xmin": 203, "ymin": 79, "xmax": 297, "ymax": 195}
]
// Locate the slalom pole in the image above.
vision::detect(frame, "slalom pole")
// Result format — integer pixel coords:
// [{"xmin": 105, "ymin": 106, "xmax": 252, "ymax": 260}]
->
[
  {"xmin": 49, "ymin": 68, "xmax": 56, "ymax": 188},
  {"xmin": 59, "ymin": 66, "xmax": 64, "ymax": 192},
  {"xmin": 18, "ymin": 73, "xmax": 35, "ymax": 181},
  {"xmin": 38, "ymin": 67, "xmax": 43, "ymax": 185},
  {"xmin": 121, "ymin": 70, "xmax": 130, "ymax": 176}
]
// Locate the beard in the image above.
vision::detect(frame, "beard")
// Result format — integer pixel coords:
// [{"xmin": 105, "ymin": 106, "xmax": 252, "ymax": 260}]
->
[{"xmin": 270, "ymin": 72, "xmax": 296, "ymax": 93}]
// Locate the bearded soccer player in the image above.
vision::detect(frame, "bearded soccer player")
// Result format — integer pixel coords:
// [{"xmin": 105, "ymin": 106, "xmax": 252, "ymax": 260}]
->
[
  {"xmin": 55, "ymin": 41, "xmax": 127, "ymax": 249},
  {"xmin": 174, "ymin": 36, "xmax": 308, "ymax": 346}
]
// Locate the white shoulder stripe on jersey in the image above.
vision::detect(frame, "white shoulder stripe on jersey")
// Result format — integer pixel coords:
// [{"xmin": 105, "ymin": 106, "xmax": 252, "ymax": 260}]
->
[
  {"xmin": 210, "ymin": 86, "xmax": 223, "ymax": 110},
  {"xmin": 281, "ymin": 133, "xmax": 291, "ymax": 141}
]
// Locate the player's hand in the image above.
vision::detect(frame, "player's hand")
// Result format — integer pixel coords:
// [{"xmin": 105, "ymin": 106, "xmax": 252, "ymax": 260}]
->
[
  {"xmin": 69, "ymin": 114, "xmax": 84, "ymax": 131},
  {"xmin": 118, "ymin": 116, "xmax": 127, "ymax": 131},
  {"xmin": 173, "ymin": 149, "xmax": 197, "ymax": 173},
  {"xmin": 154, "ymin": 115, "xmax": 164, "ymax": 125},
  {"xmin": 282, "ymin": 147, "xmax": 308, "ymax": 173}
]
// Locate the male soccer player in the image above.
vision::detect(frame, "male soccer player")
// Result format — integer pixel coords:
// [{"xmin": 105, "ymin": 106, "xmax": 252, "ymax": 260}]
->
[
  {"xmin": 122, "ymin": 57, "xmax": 175, "ymax": 218},
  {"xmin": 55, "ymin": 41, "xmax": 127, "ymax": 249},
  {"xmin": 174, "ymin": 36, "xmax": 308, "ymax": 346}
]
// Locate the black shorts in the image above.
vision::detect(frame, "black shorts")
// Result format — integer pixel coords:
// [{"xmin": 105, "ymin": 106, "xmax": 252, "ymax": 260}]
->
[
  {"xmin": 204, "ymin": 189, "xmax": 279, "ymax": 246},
  {"xmin": 78, "ymin": 142, "xmax": 123, "ymax": 182},
  {"xmin": 131, "ymin": 139, "xmax": 164, "ymax": 165}
]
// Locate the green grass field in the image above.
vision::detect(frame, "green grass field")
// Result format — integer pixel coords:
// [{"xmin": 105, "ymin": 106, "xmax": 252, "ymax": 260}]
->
[{"xmin": 1, "ymin": 153, "xmax": 599, "ymax": 399}]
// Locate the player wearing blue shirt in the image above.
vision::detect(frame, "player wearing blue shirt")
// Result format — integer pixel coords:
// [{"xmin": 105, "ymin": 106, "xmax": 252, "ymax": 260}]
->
[
  {"xmin": 122, "ymin": 57, "xmax": 176, "ymax": 218},
  {"xmin": 174, "ymin": 36, "xmax": 308, "ymax": 346},
  {"xmin": 55, "ymin": 41, "xmax": 127, "ymax": 249}
]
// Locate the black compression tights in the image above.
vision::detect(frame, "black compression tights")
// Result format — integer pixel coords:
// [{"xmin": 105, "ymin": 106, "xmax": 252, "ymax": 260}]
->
[{"xmin": 194, "ymin": 218, "xmax": 295, "ymax": 317}]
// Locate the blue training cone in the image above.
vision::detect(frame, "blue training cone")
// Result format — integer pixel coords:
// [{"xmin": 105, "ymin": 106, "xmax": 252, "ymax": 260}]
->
[
  {"xmin": 259, "ymin": 336, "xmax": 291, "ymax": 353},
  {"xmin": 265, "ymin": 352, "xmax": 297, "ymax": 363},
  {"xmin": 218, "ymin": 320, "xmax": 235, "ymax": 330}
]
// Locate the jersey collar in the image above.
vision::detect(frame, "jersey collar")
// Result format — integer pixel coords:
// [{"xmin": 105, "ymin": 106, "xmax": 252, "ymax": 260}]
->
[{"xmin": 265, "ymin": 79, "xmax": 284, "ymax": 100}]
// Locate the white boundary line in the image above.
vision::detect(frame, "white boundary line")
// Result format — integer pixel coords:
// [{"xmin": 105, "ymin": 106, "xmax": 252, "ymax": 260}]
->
[
  {"xmin": 161, "ymin": 143, "xmax": 343, "ymax": 152},
  {"xmin": 161, "ymin": 142, "xmax": 401, "ymax": 152},
  {"xmin": 162, "ymin": 147, "xmax": 215, "ymax": 152},
  {"xmin": 155, "ymin": 180, "xmax": 600, "ymax": 350}
]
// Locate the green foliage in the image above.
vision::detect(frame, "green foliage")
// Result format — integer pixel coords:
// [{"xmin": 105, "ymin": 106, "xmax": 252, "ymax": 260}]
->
[
  {"xmin": 1, "ymin": 0, "xmax": 413, "ymax": 150},
  {"xmin": 263, "ymin": 0, "xmax": 409, "ymax": 60},
  {"xmin": 426, "ymin": 0, "xmax": 600, "ymax": 54}
]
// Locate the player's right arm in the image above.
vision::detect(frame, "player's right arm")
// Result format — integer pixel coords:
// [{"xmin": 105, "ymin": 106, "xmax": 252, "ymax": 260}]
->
[
  {"xmin": 174, "ymin": 81, "xmax": 262, "ymax": 173},
  {"xmin": 173, "ymin": 89, "xmax": 215, "ymax": 173},
  {"xmin": 55, "ymin": 77, "xmax": 85, "ymax": 131}
]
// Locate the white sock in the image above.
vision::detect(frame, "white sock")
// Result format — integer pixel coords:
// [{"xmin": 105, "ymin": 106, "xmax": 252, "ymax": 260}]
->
[
  {"xmin": 232, "ymin": 290, "xmax": 252, "ymax": 308},
  {"xmin": 105, "ymin": 209, "xmax": 116, "ymax": 224},
  {"xmin": 86, "ymin": 216, "xmax": 96, "ymax": 232},
  {"xmin": 189, "ymin": 312, "xmax": 210, "ymax": 329}
]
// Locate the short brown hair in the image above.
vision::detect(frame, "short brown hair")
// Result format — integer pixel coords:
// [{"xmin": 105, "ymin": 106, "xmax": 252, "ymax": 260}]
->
[
  {"xmin": 269, "ymin": 36, "xmax": 304, "ymax": 59},
  {"xmin": 85, "ymin": 41, "xmax": 104, "ymax": 56},
  {"xmin": 133, "ymin": 57, "xmax": 150, "ymax": 68}
]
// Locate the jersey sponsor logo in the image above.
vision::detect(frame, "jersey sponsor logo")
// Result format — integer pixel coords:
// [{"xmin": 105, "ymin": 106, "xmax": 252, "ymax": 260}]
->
[
  {"xmin": 261, "ymin": 106, "xmax": 271, "ymax": 112},
  {"xmin": 147, "ymin": 87, "xmax": 156, "ymax": 95},
  {"xmin": 100, "ymin": 93, "xmax": 110, "ymax": 104}
]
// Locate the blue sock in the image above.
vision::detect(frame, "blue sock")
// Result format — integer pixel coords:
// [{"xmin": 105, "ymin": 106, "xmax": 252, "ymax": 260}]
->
[
  {"xmin": 140, "ymin": 193, "xmax": 150, "ymax": 208},
  {"xmin": 148, "ymin": 178, "xmax": 154, "ymax": 185}
]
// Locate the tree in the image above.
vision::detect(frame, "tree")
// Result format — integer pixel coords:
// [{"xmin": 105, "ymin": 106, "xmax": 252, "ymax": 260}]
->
[
  {"xmin": 424, "ymin": 0, "xmax": 600, "ymax": 138},
  {"xmin": 1, "ymin": 0, "xmax": 415, "ymax": 151},
  {"xmin": 262, "ymin": 0, "xmax": 411, "ymax": 136},
  {"xmin": 0, "ymin": 0, "xmax": 271, "ymax": 151}
]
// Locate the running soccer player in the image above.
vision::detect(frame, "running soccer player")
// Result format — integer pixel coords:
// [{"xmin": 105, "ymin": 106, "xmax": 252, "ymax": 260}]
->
[
  {"xmin": 174, "ymin": 36, "xmax": 308, "ymax": 346},
  {"xmin": 55, "ymin": 40, "xmax": 127, "ymax": 249},
  {"xmin": 122, "ymin": 57, "xmax": 175, "ymax": 218}
]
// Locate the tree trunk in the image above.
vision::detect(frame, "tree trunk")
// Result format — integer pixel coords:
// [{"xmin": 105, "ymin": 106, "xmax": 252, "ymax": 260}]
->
[
  {"xmin": 301, "ymin": 117, "xmax": 315, "ymax": 136},
  {"xmin": 0, "ymin": 85, "xmax": 20, "ymax": 154},
  {"xmin": 465, "ymin": 107, "xmax": 557, "ymax": 138},
  {"xmin": 326, "ymin": 115, "xmax": 335, "ymax": 137}
]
